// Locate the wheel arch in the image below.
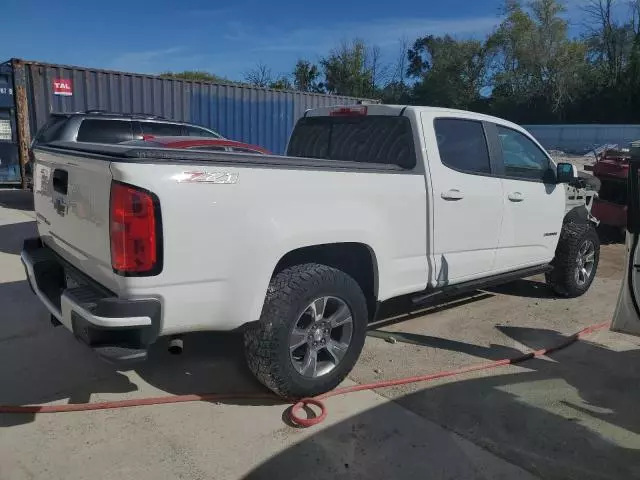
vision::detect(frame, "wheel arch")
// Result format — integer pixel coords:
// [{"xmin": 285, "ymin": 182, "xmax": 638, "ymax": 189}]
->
[{"xmin": 272, "ymin": 242, "xmax": 379, "ymax": 321}]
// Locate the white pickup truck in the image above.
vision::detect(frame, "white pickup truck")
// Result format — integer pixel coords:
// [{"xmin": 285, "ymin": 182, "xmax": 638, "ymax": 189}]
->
[{"xmin": 22, "ymin": 105, "xmax": 600, "ymax": 397}]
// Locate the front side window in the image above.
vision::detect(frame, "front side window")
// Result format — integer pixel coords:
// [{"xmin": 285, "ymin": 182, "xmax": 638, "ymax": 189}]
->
[
  {"xmin": 434, "ymin": 118, "xmax": 491, "ymax": 175},
  {"xmin": 496, "ymin": 125, "xmax": 550, "ymax": 181}
]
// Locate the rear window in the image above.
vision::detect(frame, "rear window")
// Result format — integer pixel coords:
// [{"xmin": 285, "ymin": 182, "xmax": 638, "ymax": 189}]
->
[
  {"xmin": 33, "ymin": 115, "xmax": 69, "ymax": 144},
  {"xmin": 140, "ymin": 122, "xmax": 183, "ymax": 137},
  {"xmin": 286, "ymin": 116, "xmax": 416, "ymax": 169},
  {"xmin": 76, "ymin": 119, "xmax": 134, "ymax": 144}
]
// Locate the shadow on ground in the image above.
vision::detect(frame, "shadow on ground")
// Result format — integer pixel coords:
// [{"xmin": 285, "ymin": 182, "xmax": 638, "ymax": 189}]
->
[
  {"xmin": 0, "ymin": 189, "xmax": 33, "ymax": 212},
  {"xmin": 1, "ymin": 210, "xmax": 638, "ymax": 478},
  {"xmin": 246, "ymin": 328, "xmax": 640, "ymax": 480},
  {"xmin": 0, "ymin": 220, "xmax": 36, "ymax": 256},
  {"xmin": 0, "ymin": 218, "xmax": 275, "ymax": 430}
]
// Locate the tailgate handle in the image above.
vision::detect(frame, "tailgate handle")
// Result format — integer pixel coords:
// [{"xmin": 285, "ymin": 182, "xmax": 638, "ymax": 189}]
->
[{"xmin": 52, "ymin": 169, "xmax": 68, "ymax": 195}]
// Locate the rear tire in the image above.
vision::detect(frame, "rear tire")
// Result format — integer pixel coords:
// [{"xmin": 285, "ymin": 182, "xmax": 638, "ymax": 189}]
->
[
  {"xmin": 244, "ymin": 263, "xmax": 368, "ymax": 398},
  {"xmin": 545, "ymin": 223, "xmax": 600, "ymax": 297}
]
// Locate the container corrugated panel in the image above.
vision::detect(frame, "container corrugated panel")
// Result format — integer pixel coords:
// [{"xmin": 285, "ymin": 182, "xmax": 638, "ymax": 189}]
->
[
  {"xmin": 18, "ymin": 60, "xmax": 372, "ymax": 154},
  {"xmin": 524, "ymin": 124, "xmax": 640, "ymax": 154}
]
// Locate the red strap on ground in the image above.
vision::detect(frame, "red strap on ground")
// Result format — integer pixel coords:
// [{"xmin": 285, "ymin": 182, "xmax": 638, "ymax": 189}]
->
[{"xmin": 0, "ymin": 322, "xmax": 611, "ymax": 427}]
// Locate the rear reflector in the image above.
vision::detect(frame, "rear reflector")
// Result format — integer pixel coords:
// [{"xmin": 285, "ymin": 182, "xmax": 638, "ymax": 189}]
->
[
  {"xmin": 329, "ymin": 106, "xmax": 368, "ymax": 116},
  {"xmin": 110, "ymin": 182, "xmax": 160, "ymax": 275}
]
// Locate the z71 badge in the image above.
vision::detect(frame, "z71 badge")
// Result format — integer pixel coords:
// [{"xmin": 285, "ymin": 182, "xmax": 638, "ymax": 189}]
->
[{"xmin": 175, "ymin": 171, "xmax": 239, "ymax": 184}]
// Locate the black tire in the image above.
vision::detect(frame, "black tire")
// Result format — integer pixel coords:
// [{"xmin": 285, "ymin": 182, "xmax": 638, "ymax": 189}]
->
[
  {"xmin": 244, "ymin": 263, "xmax": 368, "ymax": 398},
  {"xmin": 563, "ymin": 206, "xmax": 590, "ymax": 225},
  {"xmin": 545, "ymin": 223, "xmax": 600, "ymax": 297}
]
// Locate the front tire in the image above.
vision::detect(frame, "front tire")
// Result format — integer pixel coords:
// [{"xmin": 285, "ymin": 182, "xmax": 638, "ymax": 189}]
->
[
  {"xmin": 244, "ymin": 263, "xmax": 368, "ymax": 398},
  {"xmin": 546, "ymin": 223, "xmax": 600, "ymax": 297}
]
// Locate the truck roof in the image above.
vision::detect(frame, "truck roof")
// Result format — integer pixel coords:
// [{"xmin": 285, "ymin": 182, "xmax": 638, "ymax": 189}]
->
[{"xmin": 304, "ymin": 104, "xmax": 525, "ymax": 133}]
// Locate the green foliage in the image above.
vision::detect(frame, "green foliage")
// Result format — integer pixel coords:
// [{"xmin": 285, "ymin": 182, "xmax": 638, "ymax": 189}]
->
[
  {"xmin": 161, "ymin": 0, "xmax": 640, "ymax": 123},
  {"xmin": 320, "ymin": 39, "xmax": 380, "ymax": 98},
  {"xmin": 160, "ymin": 70, "xmax": 235, "ymax": 84},
  {"xmin": 269, "ymin": 77, "xmax": 294, "ymax": 90},
  {"xmin": 408, "ymin": 35, "xmax": 489, "ymax": 110},
  {"xmin": 293, "ymin": 60, "xmax": 324, "ymax": 93}
]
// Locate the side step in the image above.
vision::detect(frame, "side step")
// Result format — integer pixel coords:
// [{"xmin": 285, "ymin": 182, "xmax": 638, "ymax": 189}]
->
[{"xmin": 412, "ymin": 264, "xmax": 552, "ymax": 307}]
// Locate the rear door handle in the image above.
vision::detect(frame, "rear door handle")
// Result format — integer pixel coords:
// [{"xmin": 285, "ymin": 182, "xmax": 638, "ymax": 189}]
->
[
  {"xmin": 441, "ymin": 189, "xmax": 464, "ymax": 201},
  {"xmin": 52, "ymin": 169, "xmax": 68, "ymax": 195},
  {"xmin": 508, "ymin": 192, "xmax": 524, "ymax": 202}
]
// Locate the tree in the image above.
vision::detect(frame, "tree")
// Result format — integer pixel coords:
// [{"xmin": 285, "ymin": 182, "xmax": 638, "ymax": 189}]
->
[
  {"xmin": 293, "ymin": 60, "xmax": 323, "ymax": 92},
  {"xmin": 380, "ymin": 37, "xmax": 412, "ymax": 104},
  {"xmin": 582, "ymin": 0, "xmax": 634, "ymax": 84},
  {"xmin": 268, "ymin": 76, "xmax": 293, "ymax": 90},
  {"xmin": 320, "ymin": 39, "xmax": 379, "ymax": 98},
  {"xmin": 160, "ymin": 70, "xmax": 234, "ymax": 84},
  {"xmin": 486, "ymin": 0, "xmax": 587, "ymax": 122},
  {"xmin": 408, "ymin": 35, "xmax": 490, "ymax": 110},
  {"xmin": 244, "ymin": 62, "xmax": 273, "ymax": 88}
]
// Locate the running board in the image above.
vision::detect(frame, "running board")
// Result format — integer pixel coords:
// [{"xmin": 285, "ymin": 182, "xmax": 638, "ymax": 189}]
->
[{"xmin": 412, "ymin": 264, "xmax": 552, "ymax": 306}]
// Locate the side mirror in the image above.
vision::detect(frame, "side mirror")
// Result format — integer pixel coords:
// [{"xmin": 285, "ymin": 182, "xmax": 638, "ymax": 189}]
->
[{"xmin": 556, "ymin": 162, "xmax": 577, "ymax": 184}]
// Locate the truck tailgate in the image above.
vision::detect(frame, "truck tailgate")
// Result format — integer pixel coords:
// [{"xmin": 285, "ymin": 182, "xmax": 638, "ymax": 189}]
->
[{"xmin": 32, "ymin": 147, "xmax": 118, "ymax": 292}]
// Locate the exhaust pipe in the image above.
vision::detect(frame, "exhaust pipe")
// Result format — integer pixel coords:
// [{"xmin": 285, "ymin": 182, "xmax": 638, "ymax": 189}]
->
[{"xmin": 168, "ymin": 336, "xmax": 184, "ymax": 355}]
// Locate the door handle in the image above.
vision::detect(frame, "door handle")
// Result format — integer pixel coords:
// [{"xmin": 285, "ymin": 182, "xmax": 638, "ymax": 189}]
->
[
  {"xmin": 508, "ymin": 192, "xmax": 524, "ymax": 202},
  {"xmin": 441, "ymin": 189, "xmax": 464, "ymax": 201},
  {"xmin": 52, "ymin": 169, "xmax": 68, "ymax": 195}
]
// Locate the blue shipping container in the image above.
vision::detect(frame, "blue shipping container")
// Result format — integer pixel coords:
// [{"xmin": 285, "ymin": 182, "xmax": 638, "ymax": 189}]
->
[
  {"xmin": 8, "ymin": 58, "xmax": 371, "ymax": 158},
  {"xmin": 0, "ymin": 61, "xmax": 18, "ymax": 184}
]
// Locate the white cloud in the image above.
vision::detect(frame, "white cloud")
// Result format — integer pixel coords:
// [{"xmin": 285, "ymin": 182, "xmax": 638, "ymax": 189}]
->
[
  {"xmin": 249, "ymin": 16, "xmax": 501, "ymax": 56},
  {"xmin": 108, "ymin": 47, "xmax": 184, "ymax": 73}
]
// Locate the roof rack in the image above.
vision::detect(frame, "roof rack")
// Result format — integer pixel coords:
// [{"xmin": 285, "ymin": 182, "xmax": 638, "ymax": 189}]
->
[{"xmin": 70, "ymin": 110, "xmax": 168, "ymax": 120}]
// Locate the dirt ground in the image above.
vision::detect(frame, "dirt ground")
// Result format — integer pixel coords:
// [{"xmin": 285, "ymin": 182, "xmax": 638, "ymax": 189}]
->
[{"xmin": 0, "ymin": 189, "xmax": 639, "ymax": 480}]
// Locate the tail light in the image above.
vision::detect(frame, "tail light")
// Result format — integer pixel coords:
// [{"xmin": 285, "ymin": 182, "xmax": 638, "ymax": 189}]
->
[
  {"xmin": 330, "ymin": 106, "xmax": 368, "ymax": 116},
  {"xmin": 110, "ymin": 182, "xmax": 161, "ymax": 275}
]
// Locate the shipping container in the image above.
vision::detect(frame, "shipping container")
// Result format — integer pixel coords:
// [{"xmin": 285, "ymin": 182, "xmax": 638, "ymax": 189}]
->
[
  {"xmin": 0, "ymin": 61, "xmax": 18, "ymax": 184},
  {"xmin": 1, "ymin": 58, "xmax": 375, "ymax": 186}
]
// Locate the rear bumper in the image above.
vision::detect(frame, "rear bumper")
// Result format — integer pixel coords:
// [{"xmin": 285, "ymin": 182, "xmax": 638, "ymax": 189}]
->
[{"xmin": 20, "ymin": 237, "xmax": 161, "ymax": 363}]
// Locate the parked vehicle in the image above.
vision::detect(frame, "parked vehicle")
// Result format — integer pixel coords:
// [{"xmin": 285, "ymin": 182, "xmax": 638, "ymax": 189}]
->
[
  {"xmin": 1, "ymin": 58, "xmax": 371, "ymax": 187},
  {"xmin": 21, "ymin": 104, "xmax": 599, "ymax": 397},
  {"xmin": 120, "ymin": 136, "xmax": 270, "ymax": 155},
  {"xmin": 612, "ymin": 141, "xmax": 640, "ymax": 338},
  {"xmin": 23, "ymin": 111, "xmax": 223, "ymax": 188},
  {"xmin": 587, "ymin": 145, "xmax": 633, "ymax": 232}
]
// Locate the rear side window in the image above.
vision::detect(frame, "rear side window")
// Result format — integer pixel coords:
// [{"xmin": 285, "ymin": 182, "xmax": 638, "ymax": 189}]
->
[
  {"xmin": 434, "ymin": 118, "xmax": 491, "ymax": 175},
  {"xmin": 185, "ymin": 125, "xmax": 221, "ymax": 138},
  {"xmin": 286, "ymin": 116, "xmax": 416, "ymax": 169},
  {"xmin": 34, "ymin": 115, "xmax": 69, "ymax": 144},
  {"xmin": 140, "ymin": 122, "xmax": 183, "ymax": 137},
  {"xmin": 76, "ymin": 120, "xmax": 134, "ymax": 144}
]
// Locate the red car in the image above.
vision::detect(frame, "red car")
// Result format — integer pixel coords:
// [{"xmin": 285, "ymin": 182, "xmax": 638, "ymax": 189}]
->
[
  {"xmin": 121, "ymin": 136, "xmax": 271, "ymax": 155},
  {"xmin": 588, "ymin": 146, "xmax": 632, "ymax": 230}
]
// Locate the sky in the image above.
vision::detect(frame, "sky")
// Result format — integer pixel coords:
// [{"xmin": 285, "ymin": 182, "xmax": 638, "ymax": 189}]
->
[{"xmin": 0, "ymin": 0, "xmax": 627, "ymax": 81}]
